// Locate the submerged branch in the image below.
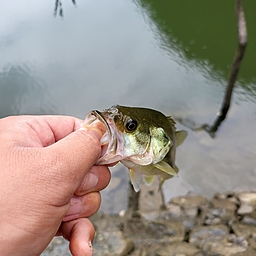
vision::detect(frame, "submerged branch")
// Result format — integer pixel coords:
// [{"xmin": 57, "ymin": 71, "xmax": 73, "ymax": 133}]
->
[
  {"xmin": 128, "ymin": 182, "xmax": 140, "ymax": 213},
  {"xmin": 202, "ymin": 0, "xmax": 247, "ymax": 137}
]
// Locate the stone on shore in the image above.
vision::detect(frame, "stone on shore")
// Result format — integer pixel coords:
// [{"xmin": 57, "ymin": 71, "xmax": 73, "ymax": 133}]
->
[{"xmin": 42, "ymin": 191, "xmax": 256, "ymax": 256}]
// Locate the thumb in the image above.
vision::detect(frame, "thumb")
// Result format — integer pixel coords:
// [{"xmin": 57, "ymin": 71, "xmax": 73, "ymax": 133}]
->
[{"xmin": 43, "ymin": 126, "xmax": 104, "ymax": 190}]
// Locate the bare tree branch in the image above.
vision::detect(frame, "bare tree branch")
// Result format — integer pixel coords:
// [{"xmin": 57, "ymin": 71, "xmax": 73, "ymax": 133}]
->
[
  {"xmin": 128, "ymin": 182, "xmax": 140, "ymax": 213},
  {"xmin": 204, "ymin": 0, "xmax": 247, "ymax": 137}
]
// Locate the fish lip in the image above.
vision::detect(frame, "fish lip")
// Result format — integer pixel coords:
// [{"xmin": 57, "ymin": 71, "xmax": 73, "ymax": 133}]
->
[
  {"xmin": 91, "ymin": 110, "xmax": 113, "ymax": 138},
  {"xmin": 90, "ymin": 110, "xmax": 118, "ymax": 163}
]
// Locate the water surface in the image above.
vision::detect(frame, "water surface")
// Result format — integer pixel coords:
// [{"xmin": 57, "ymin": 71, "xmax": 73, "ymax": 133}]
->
[{"xmin": 0, "ymin": 0, "xmax": 256, "ymax": 213}]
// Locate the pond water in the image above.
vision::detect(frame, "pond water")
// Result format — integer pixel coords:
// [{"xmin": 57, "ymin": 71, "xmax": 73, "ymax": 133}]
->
[{"xmin": 0, "ymin": 0, "xmax": 256, "ymax": 213}]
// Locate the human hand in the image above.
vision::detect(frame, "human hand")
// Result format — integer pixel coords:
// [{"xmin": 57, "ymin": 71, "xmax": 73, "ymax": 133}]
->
[{"xmin": 0, "ymin": 115, "xmax": 111, "ymax": 256}]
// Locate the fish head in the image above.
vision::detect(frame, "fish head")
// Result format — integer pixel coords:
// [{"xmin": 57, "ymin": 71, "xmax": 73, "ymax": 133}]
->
[{"xmin": 84, "ymin": 105, "xmax": 175, "ymax": 166}]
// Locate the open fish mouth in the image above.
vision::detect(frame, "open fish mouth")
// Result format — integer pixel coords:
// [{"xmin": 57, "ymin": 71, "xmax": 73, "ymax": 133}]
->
[
  {"xmin": 86, "ymin": 110, "xmax": 123, "ymax": 164},
  {"xmin": 90, "ymin": 110, "xmax": 113, "ymax": 144}
]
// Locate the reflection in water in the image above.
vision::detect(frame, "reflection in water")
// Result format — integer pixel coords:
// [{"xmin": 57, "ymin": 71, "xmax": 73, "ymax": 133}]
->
[
  {"xmin": 0, "ymin": 64, "xmax": 57, "ymax": 118},
  {"xmin": 182, "ymin": 0, "xmax": 248, "ymax": 138},
  {"xmin": 0, "ymin": 0, "xmax": 256, "ymax": 213},
  {"xmin": 205, "ymin": 0, "xmax": 247, "ymax": 137},
  {"xmin": 135, "ymin": 0, "xmax": 256, "ymax": 95},
  {"xmin": 54, "ymin": 0, "xmax": 76, "ymax": 17},
  {"xmin": 134, "ymin": 0, "xmax": 254, "ymax": 139}
]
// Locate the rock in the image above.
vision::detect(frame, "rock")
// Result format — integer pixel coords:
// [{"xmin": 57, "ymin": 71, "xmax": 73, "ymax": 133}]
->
[
  {"xmin": 41, "ymin": 237, "xmax": 71, "ymax": 256},
  {"xmin": 158, "ymin": 204, "xmax": 198, "ymax": 232},
  {"xmin": 233, "ymin": 247, "xmax": 256, "ymax": 256},
  {"xmin": 169, "ymin": 194, "xmax": 209, "ymax": 212},
  {"xmin": 158, "ymin": 194, "xmax": 209, "ymax": 232},
  {"xmin": 189, "ymin": 224, "xmax": 229, "ymax": 248},
  {"xmin": 200, "ymin": 234, "xmax": 248, "ymax": 256},
  {"xmin": 214, "ymin": 191, "xmax": 239, "ymax": 205},
  {"xmin": 248, "ymin": 234, "xmax": 256, "ymax": 251},
  {"xmin": 236, "ymin": 193, "xmax": 256, "ymax": 222},
  {"xmin": 141, "ymin": 242, "xmax": 203, "ymax": 256},
  {"xmin": 199, "ymin": 195, "xmax": 237, "ymax": 226},
  {"xmin": 190, "ymin": 225, "xmax": 249, "ymax": 255},
  {"xmin": 211, "ymin": 197, "xmax": 237, "ymax": 212},
  {"xmin": 93, "ymin": 230, "xmax": 133, "ymax": 256},
  {"xmin": 202, "ymin": 207, "xmax": 235, "ymax": 225},
  {"xmin": 165, "ymin": 203, "xmax": 183, "ymax": 219},
  {"xmin": 231, "ymin": 223, "xmax": 256, "ymax": 240},
  {"xmin": 171, "ymin": 194, "xmax": 208, "ymax": 221},
  {"xmin": 92, "ymin": 213, "xmax": 134, "ymax": 256},
  {"xmin": 42, "ymin": 191, "xmax": 256, "ymax": 256},
  {"xmin": 237, "ymin": 204, "xmax": 254, "ymax": 215},
  {"xmin": 202, "ymin": 208, "xmax": 230, "ymax": 225},
  {"xmin": 237, "ymin": 192, "xmax": 256, "ymax": 206},
  {"xmin": 241, "ymin": 216, "xmax": 256, "ymax": 225},
  {"xmin": 125, "ymin": 217, "xmax": 185, "ymax": 245}
]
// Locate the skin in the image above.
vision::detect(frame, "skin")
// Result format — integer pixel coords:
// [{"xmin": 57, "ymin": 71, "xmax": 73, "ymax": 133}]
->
[{"xmin": 0, "ymin": 115, "xmax": 111, "ymax": 256}]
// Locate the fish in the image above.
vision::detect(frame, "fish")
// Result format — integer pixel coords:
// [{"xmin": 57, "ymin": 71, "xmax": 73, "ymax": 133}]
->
[{"xmin": 83, "ymin": 105, "xmax": 187, "ymax": 192}]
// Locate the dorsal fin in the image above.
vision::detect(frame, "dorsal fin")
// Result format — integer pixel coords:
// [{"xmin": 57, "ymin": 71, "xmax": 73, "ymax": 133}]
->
[{"xmin": 167, "ymin": 116, "xmax": 176, "ymax": 127}]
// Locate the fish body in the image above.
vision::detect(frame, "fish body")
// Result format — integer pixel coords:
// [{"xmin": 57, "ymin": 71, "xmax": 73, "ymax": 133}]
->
[{"xmin": 84, "ymin": 105, "xmax": 187, "ymax": 192}]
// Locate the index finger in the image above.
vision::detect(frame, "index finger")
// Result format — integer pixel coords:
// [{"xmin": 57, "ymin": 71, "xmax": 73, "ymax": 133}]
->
[
  {"xmin": 0, "ymin": 115, "xmax": 84, "ymax": 148},
  {"xmin": 29, "ymin": 115, "xmax": 84, "ymax": 145}
]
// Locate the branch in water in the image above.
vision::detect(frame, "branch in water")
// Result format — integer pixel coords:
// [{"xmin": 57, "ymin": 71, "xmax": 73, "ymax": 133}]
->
[
  {"xmin": 127, "ymin": 182, "xmax": 140, "ymax": 213},
  {"xmin": 206, "ymin": 0, "xmax": 247, "ymax": 137}
]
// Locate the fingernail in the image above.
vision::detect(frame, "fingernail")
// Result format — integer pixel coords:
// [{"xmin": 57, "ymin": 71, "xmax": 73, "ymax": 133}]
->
[
  {"xmin": 80, "ymin": 121, "xmax": 106, "ymax": 141},
  {"xmin": 83, "ymin": 172, "xmax": 98, "ymax": 192},
  {"xmin": 88, "ymin": 128, "xmax": 104, "ymax": 141},
  {"xmin": 89, "ymin": 240, "xmax": 93, "ymax": 251},
  {"xmin": 63, "ymin": 197, "xmax": 83, "ymax": 221}
]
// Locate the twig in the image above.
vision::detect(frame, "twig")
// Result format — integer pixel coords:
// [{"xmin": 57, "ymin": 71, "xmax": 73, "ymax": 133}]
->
[{"xmin": 205, "ymin": 0, "xmax": 247, "ymax": 137}]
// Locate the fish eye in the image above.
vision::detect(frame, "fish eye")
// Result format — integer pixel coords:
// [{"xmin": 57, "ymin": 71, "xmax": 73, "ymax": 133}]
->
[{"xmin": 125, "ymin": 119, "xmax": 137, "ymax": 132}]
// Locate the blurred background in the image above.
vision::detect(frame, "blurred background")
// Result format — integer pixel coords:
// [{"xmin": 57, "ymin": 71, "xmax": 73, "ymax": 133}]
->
[{"xmin": 0, "ymin": 0, "xmax": 255, "ymax": 213}]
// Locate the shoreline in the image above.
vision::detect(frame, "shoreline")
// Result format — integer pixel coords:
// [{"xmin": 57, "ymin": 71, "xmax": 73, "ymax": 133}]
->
[{"xmin": 42, "ymin": 189, "xmax": 256, "ymax": 256}]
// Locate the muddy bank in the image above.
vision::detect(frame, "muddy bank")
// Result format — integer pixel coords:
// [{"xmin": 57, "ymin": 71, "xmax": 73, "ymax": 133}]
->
[{"xmin": 42, "ymin": 188, "xmax": 256, "ymax": 256}]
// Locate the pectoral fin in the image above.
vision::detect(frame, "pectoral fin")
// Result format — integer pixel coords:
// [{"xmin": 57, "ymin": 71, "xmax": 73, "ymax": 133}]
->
[
  {"xmin": 155, "ymin": 161, "xmax": 177, "ymax": 176},
  {"xmin": 128, "ymin": 169, "xmax": 144, "ymax": 192},
  {"xmin": 175, "ymin": 130, "xmax": 188, "ymax": 147},
  {"xmin": 158, "ymin": 165, "xmax": 179, "ymax": 191}
]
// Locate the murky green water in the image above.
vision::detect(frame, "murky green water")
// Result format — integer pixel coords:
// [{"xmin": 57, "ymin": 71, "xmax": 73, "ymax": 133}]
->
[{"xmin": 1, "ymin": 0, "xmax": 256, "ymax": 213}]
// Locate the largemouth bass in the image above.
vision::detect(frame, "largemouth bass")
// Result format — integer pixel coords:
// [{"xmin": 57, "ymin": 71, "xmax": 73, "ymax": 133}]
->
[{"xmin": 84, "ymin": 105, "xmax": 187, "ymax": 192}]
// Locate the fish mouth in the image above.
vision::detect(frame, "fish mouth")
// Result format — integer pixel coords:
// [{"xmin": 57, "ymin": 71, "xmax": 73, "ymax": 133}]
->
[
  {"xmin": 89, "ymin": 110, "xmax": 121, "ymax": 164},
  {"xmin": 91, "ymin": 110, "xmax": 113, "ymax": 143}
]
